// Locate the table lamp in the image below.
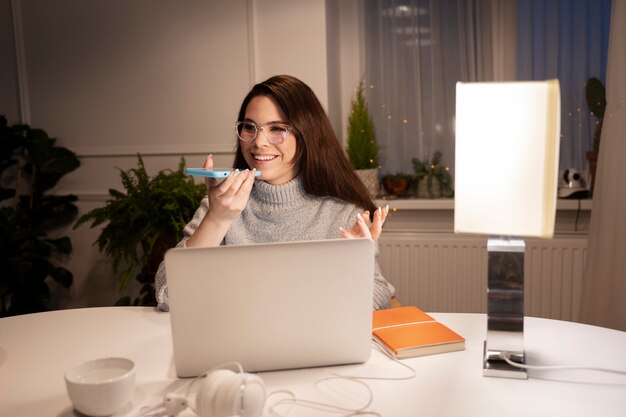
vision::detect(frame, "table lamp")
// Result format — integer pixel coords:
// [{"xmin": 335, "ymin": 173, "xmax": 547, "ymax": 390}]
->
[{"xmin": 454, "ymin": 80, "xmax": 561, "ymax": 379}]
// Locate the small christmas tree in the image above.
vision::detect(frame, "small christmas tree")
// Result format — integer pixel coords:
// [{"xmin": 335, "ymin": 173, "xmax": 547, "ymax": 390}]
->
[{"xmin": 347, "ymin": 81, "xmax": 379, "ymax": 169}]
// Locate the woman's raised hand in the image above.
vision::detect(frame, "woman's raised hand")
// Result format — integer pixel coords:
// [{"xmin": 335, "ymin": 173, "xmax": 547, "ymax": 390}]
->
[
  {"xmin": 340, "ymin": 205, "xmax": 389, "ymax": 241},
  {"xmin": 203, "ymin": 155, "xmax": 256, "ymax": 224}
]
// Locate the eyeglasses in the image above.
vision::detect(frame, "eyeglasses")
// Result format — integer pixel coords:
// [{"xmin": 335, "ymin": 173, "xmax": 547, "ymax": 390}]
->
[{"xmin": 235, "ymin": 121, "xmax": 293, "ymax": 145}]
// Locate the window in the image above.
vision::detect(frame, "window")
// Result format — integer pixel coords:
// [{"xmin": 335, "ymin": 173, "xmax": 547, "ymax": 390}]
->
[{"xmin": 364, "ymin": 0, "xmax": 611, "ymax": 178}]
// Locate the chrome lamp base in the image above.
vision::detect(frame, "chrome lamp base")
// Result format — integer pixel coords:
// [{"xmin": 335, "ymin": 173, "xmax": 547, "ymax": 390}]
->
[{"xmin": 483, "ymin": 237, "xmax": 528, "ymax": 379}]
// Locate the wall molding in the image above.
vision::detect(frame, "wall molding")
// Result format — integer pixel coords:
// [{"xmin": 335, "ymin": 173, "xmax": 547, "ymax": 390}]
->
[
  {"xmin": 76, "ymin": 194, "xmax": 110, "ymax": 202},
  {"xmin": 246, "ymin": 0, "xmax": 256, "ymax": 86},
  {"xmin": 73, "ymin": 144, "xmax": 236, "ymax": 158},
  {"xmin": 11, "ymin": 0, "xmax": 30, "ymax": 124},
  {"xmin": 376, "ymin": 198, "xmax": 593, "ymax": 211}
]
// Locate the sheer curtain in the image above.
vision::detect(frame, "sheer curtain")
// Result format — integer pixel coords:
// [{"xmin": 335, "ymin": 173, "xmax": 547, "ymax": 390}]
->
[
  {"xmin": 363, "ymin": 0, "xmax": 610, "ymax": 176},
  {"xmin": 579, "ymin": 1, "xmax": 626, "ymax": 331},
  {"xmin": 516, "ymin": 0, "xmax": 611, "ymax": 174},
  {"xmin": 363, "ymin": 0, "xmax": 516, "ymax": 175}
]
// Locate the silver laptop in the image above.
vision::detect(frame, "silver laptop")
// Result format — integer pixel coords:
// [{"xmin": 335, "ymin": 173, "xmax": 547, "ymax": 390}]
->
[{"xmin": 164, "ymin": 238, "xmax": 374, "ymax": 377}]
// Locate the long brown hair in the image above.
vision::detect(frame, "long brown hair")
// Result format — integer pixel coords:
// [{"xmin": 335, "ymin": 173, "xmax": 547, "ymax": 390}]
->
[{"xmin": 233, "ymin": 75, "xmax": 377, "ymax": 214}]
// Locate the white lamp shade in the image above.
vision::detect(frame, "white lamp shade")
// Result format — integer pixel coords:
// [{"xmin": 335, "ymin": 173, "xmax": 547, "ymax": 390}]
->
[{"xmin": 454, "ymin": 80, "xmax": 561, "ymax": 238}]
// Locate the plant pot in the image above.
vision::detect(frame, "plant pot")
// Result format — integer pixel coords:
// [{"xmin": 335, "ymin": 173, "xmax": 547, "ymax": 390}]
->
[
  {"xmin": 383, "ymin": 178, "xmax": 410, "ymax": 197},
  {"xmin": 586, "ymin": 150, "xmax": 598, "ymax": 194},
  {"xmin": 416, "ymin": 177, "xmax": 442, "ymax": 198},
  {"xmin": 355, "ymin": 168, "xmax": 380, "ymax": 198}
]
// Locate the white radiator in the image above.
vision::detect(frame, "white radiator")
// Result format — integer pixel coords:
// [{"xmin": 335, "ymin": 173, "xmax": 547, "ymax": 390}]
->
[{"xmin": 378, "ymin": 232, "xmax": 587, "ymax": 322}]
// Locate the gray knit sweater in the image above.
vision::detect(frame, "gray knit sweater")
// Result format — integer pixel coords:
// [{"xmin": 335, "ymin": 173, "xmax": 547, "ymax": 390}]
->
[{"xmin": 155, "ymin": 176, "xmax": 393, "ymax": 311}]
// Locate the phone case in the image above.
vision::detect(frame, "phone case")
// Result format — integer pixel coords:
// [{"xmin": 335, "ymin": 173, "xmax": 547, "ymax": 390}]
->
[{"xmin": 184, "ymin": 168, "xmax": 261, "ymax": 178}]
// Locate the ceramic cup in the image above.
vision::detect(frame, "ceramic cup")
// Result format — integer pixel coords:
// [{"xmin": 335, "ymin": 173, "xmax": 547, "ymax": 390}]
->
[{"xmin": 65, "ymin": 357, "xmax": 136, "ymax": 416}]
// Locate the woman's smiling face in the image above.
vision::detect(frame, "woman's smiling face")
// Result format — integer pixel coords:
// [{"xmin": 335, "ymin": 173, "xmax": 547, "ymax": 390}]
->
[{"xmin": 239, "ymin": 95, "xmax": 298, "ymax": 185}]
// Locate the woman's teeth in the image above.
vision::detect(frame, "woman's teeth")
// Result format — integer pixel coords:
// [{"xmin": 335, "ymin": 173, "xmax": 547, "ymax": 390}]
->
[{"xmin": 254, "ymin": 155, "xmax": 276, "ymax": 161}]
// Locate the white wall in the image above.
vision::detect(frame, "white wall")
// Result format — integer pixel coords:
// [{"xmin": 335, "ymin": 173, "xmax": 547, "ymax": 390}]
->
[
  {"xmin": 253, "ymin": 0, "xmax": 328, "ymax": 108},
  {"xmin": 3, "ymin": 0, "xmax": 348, "ymax": 308}
]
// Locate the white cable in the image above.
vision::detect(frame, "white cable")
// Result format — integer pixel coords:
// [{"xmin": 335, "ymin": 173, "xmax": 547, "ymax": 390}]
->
[
  {"xmin": 139, "ymin": 379, "xmax": 193, "ymax": 417},
  {"xmin": 268, "ymin": 391, "xmax": 381, "ymax": 417},
  {"xmin": 266, "ymin": 378, "xmax": 379, "ymax": 417},
  {"xmin": 265, "ymin": 341, "xmax": 417, "ymax": 417},
  {"xmin": 330, "ymin": 341, "xmax": 417, "ymax": 381},
  {"xmin": 140, "ymin": 362, "xmax": 246, "ymax": 417},
  {"xmin": 142, "ymin": 348, "xmax": 417, "ymax": 417},
  {"xmin": 500, "ymin": 353, "xmax": 626, "ymax": 375}
]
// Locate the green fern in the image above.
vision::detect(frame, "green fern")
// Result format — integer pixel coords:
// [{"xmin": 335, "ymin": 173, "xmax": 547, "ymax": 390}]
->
[{"xmin": 74, "ymin": 155, "xmax": 205, "ymax": 305}]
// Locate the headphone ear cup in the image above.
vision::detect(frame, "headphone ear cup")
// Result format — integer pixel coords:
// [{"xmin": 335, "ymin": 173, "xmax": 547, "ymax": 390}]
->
[
  {"xmin": 214, "ymin": 373, "xmax": 266, "ymax": 417},
  {"xmin": 196, "ymin": 370, "xmax": 236, "ymax": 417},
  {"xmin": 240, "ymin": 374, "xmax": 266, "ymax": 417}
]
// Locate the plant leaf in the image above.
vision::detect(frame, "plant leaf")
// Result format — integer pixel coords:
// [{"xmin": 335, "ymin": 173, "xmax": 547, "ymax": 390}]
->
[{"xmin": 50, "ymin": 267, "xmax": 73, "ymax": 288}]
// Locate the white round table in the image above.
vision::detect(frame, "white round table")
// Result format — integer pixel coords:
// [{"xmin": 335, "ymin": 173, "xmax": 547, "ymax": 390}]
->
[{"xmin": 0, "ymin": 307, "xmax": 624, "ymax": 417}]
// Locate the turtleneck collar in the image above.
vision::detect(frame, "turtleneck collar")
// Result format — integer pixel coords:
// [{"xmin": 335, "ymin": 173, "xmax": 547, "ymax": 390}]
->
[{"xmin": 251, "ymin": 176, "xmax": 307, "ymax": 206}]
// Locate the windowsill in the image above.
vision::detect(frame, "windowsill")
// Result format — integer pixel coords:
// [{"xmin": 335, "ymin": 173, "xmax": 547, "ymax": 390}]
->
[{"xmin": 375, "ymin": 197, "xmax": 593, "ymax": 211}]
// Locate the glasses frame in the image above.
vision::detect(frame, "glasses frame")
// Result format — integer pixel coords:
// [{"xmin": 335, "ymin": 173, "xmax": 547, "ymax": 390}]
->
[{"xmin": 234, "ymin": 121, "xmax": 293, "ymax": 145}]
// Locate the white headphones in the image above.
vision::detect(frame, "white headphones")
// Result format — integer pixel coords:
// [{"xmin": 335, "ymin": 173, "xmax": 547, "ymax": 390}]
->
[
  {"xmin": 195, "ymin": 369, "xmax": 266, "ymax": 417},
  {"xmin": 143, "ymin": 345, "xmax": 421, "ymax": 417},
  {"xmin": 141, "ymin": 366, "xmax": 266, "ymax": 417}
]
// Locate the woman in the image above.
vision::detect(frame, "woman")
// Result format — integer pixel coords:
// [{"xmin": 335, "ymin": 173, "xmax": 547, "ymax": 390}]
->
[{"xmin": 155, "ymin": 75, "xmax": 394, "ymax": 310}]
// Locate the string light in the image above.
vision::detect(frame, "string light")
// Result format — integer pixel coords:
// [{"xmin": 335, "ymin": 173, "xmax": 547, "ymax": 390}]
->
[{"xmin": 364, "ymin": 79, "xmax": 622, "ymax": 170}]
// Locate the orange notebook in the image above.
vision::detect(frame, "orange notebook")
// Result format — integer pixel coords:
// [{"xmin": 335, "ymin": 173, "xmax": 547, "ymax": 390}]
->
[{"xmin": 372, "ymin": 306, "xmax": 465, "ymax": 359}]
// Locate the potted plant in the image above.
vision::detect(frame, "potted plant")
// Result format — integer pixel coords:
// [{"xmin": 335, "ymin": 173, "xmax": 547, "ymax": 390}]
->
[
  {"xmin": 585, "ymin": 77, "xmax": 606, "ymax": 193},
  {"xmin": 382, "ymin": 172, "xmax": 413, "ymax": 197},
  {"xmin": 412, "ymin": 151, "xmax": 454, "ymax": 198},
  {"xmin": 74, "ymin": 155, "xmax": 206, "ymax": 306},
  {"xmin": 347, "ymin": 80, "xmax": 380, "ymax": 197},
  {"xmin": 0, "ymin": 115, "xmax": 80, "ymax": 316}
]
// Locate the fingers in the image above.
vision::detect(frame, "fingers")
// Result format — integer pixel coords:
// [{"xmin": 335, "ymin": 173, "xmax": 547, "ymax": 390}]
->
[
  {"xmin": 203, "ymin": 155, "xmax": 217, "ymax": 191},
  {"xmin": 355, "ymin": 215, "xmax": 372, "ymax": 238},
  {"xmin": 206, "ymin": 169, "xmax": 256, "ymax": 223},
  {"xmin": 341, "ymin": 205, "xmax": 390, "ymax": 241},
  {"xmin": 203, "ymin": 154, "xmax": 214, "ymax": 170},
  {"xmin": 361, "ymin": 211, "xmax": 371, "ymax": 226},
  {"xmin": 369, "ymin": 205, "xmax": 390, "ymax": 240},
  {"xmin": 239, "ymin": 168, "xmax": 256, "ymax": 195},
  {"xmin": 340, "ymin": 214, "xmax": 372, "ymax": 240},
  {"xmin": 214, "ymin": 169, "xmax": 255, "ymax": 197}
]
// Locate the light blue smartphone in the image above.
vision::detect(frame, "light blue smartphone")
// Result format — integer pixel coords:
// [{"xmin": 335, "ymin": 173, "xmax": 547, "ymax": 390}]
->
[{"xmin": 184, "ymin": 168, "xmax": 261, "ymax": 178}]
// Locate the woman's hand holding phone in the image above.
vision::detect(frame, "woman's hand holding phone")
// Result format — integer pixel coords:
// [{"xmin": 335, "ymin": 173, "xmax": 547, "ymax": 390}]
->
[
  {"xmin": 203, "ymin": 155, "xmax": 256, "ymax": 223},
  {"xmin": 186, "ymin": 155, "xmax": 257, "ymax": 248}
]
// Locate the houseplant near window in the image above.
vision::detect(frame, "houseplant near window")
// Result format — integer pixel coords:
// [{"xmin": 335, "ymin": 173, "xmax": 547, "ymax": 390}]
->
[
  {"xmin": 0, "ymin": 115, "xmax": 80, "ymax": 316},
  {"xmin": 347, "ymin": 81, "xmax": 380, "ymax": 197},
  {"xmin": 382, "ymin": 172, "xmax": 413, "ymax": 197},
  {"xmin": 74, "ymin": 155, "xmax": 205, "ymax": 306},
  {"xmin": 585, "ymin": 77, "xmax": 606, "ymax": 193},
  {"xmin": 412, "ymin": 151, "xmax": 454, "ymax": 198}
]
